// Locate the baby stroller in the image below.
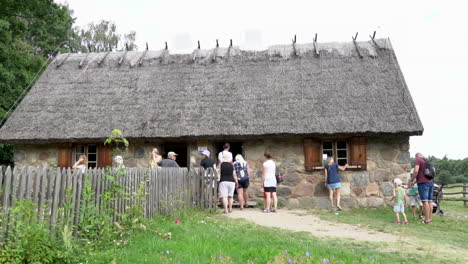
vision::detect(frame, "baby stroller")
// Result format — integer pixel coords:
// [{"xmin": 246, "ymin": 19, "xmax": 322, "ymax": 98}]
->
[{"xmin": 432, "ymin": 182, "xmax": 444, "ymax": 216}]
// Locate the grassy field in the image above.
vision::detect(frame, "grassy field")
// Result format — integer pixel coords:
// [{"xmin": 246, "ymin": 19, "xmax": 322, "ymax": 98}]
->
[
  {"xmin": 81, "ymin": 200, "xmax": 468, "ymax": 264},
  {"xmin": 85, "ymin": 209, "xmax": 429, "ymax": 264},
  {"xmin": 312, "ymin": 200, "xmax": 468, "ymax": 262}
]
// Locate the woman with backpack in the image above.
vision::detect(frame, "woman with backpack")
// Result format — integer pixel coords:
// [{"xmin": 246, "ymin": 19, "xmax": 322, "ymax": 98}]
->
[{"xmin": 234, "ymin": 154, "xmax": 250, "ymax": 210}]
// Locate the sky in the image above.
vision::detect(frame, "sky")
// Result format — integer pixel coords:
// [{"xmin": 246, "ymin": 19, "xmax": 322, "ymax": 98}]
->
[{"xmin": 57, "ymin": 0, "xmax": 468, "ymax": 159}]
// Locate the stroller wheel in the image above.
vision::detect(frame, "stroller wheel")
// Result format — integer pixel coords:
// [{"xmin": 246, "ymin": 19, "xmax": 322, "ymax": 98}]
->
[{"xmin": 438, "ymin": 210, "xmax": 444, "ymax": 216}]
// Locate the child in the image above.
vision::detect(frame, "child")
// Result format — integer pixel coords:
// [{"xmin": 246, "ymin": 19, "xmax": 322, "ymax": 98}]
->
[
  {"xmin": 407, "ymin": 178, "xmax": 423, "ymax": 220},
  {"xmin": 391, "ymin": 178, "xmax": 408, "ymax": 224}
]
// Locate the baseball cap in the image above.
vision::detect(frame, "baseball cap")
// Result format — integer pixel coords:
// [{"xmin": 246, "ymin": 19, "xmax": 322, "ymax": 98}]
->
[
  {"xmin": 201, "ymin": 149, "xmax": 210, "ymax": 157},
  {"xmin": 167, "ymin": 151, "xmax": 178, "ymax": 158}
]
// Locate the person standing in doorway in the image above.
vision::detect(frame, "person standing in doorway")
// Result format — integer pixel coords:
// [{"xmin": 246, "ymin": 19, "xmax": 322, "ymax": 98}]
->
[
  {"xmin": 218, "ymin": 143, "xmax": 233, "ymax": 165},
  {"xmin": 261, "ymin": 152, "xmax": 278, "ymax": 213},
  {"xmin": 233, "ymin": 154, "xmax": 250, "ymax": 210},
  {"xmin": 157, "ymin": 151, "xmax": 180, "ymax": 168},
  {"xmin": 409, "ymin": 152, "xmax": 433, "ymax": 224},
  {"xmin": 200, "ymin": 150, "xmax": 215, "ymax": 171},
  {"xmin": 324, "ymin": 158, "xmax": 348, "ymax": 210},
  {"xmin": 219, "ymin": 153, "xmax": 238, "ymax": 214}
]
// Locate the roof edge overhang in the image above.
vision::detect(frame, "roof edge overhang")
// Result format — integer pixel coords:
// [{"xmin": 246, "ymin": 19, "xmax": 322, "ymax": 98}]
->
[{"xmin": 0, "ymin": 130, "xmax": 424, "ymax": 145}]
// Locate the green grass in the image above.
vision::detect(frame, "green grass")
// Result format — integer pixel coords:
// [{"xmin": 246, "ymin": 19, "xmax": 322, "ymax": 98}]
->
[
  {"xmin": 85, "ymin": 209, "xmax": 425, "ymax": 264},
  {"xmin": 312, "ymin": 201, "xmax": 468, "ymax": 256}
]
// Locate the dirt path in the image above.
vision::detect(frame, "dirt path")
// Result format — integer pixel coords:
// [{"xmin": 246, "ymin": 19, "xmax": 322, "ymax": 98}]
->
[{"xmin": 227, "ymin": 208, "xmax": 407, "ymax": 243}]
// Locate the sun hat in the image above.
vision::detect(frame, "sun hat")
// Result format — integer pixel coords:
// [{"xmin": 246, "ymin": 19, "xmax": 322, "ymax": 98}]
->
[
  {"xmin": 393, "ymin": 178, "xmax": 403, "ymax": 185},
  {"xmin": 201, "ymin": 149, "xmax": 210, "ymax": 157},
  {"xmin": 167, "ymin": 151, "xmax": 178, "ymax": 158}
]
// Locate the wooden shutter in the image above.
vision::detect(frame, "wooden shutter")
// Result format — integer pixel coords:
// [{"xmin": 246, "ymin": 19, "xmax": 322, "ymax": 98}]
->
[
  {"xmin": 98, "ymin": 145, "xmax": 113, "ymax": 168},
  {"xmin": 350, "ymin": 137, "xmax": 367, "ymax": 169},
  {"xmin": 304, "ymin": 138, "xmax": 322, "ymax": 171},
  {"xmin": 57, "ymin": 144, "xmax": 72, "ymax": 168}
]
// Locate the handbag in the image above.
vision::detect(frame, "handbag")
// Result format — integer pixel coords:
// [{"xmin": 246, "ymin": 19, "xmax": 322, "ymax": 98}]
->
[{"xmin": 275, "ymin": 165, "xmax": 284, "ymax": 183}]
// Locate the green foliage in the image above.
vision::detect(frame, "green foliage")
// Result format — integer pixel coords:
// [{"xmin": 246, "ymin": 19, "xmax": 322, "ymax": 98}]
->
[
  {"xmin": 427, "ymin": 156, "xmax": 468, "ymax": 184},
  {"xmin": 70, "ymin": 20, "xmax": 137, "ymax": 52},
  {"xmin": 0, "ymin": 201, "xmax": 59, "ymax": 264}
]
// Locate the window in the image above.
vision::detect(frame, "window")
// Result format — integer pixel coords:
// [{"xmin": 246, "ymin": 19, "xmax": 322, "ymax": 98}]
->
[
  {"xmin": 74, "ymin": 144, "xmax": 98, "ymax": 168},
  {"xmin": 322, "ymin": 140, "xmax": 348, "ymax": 166}
]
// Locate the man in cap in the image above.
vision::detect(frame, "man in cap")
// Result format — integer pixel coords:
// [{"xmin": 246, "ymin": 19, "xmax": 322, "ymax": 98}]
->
[{"xmin": 157, "ymin": 151, "xmax": 180, "ymax": 167}]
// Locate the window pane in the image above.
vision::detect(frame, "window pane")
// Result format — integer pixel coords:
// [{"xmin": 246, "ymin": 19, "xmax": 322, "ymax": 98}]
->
[
  {"xmin": 338, "ymin": 150, "xmax": 347, "ymax": 158},
  {"xmin": 323, "ymin": 150, "xmax": 333, "ymax": 158},
  {"xmin": 337, "ymin": 141, "xmax": 347, "ymax": 149},
  {"xmin": 337, "ymin": 159, "xmax": 347, "ymax": 166},
  {"xmin": 323, "ymin": 141, "xmax": 333, "ymax": 150},
  {"xmin": 88, "ymin": 145, "xmax": 97, "ymax": 153},
  {"xmin": 88, "ymin": 162, "xmax": 97, "ymax": 168},
  {"xmin": 76, "ymin": 145, "xmax": 85, "ymax": 154},
  {"xmin": 75, "ymin": 154, "xmax": 81, "ymax": 162},
  {"xmin": 88, "ymin": 154, "xmax": 97, "ymax": 162}
]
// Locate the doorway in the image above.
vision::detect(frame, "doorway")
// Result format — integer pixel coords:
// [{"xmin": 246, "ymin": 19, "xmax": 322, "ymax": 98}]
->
[
  {"xmin": 214, "ymin": 141, "xmax": 243, "ymax": 162},
  {"xmin": 161, "ymin": 142, "xmax": 188, "ymax": 167}
]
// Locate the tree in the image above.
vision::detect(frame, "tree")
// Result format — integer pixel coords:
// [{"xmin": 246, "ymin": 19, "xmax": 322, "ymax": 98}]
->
[
  {"xmin": 0, "ymin": 0, "xmax": 75, "ymax": 165},
  {"xmin": 70, "ymin": 20, "xmax": 137, "ymax": 52}
]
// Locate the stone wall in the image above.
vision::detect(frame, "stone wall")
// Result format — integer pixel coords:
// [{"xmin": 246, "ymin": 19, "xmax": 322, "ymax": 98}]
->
[
  {"xmin": 239, "ymin": 136, "xmax": 411, "ymax": 209},
  {"xmin": 13, "ymin": 135, "xmax": 411, "ymax": 209},
  {"xmin": 14, "ymin": 144, "xmax": 59, "ymax": 167}
]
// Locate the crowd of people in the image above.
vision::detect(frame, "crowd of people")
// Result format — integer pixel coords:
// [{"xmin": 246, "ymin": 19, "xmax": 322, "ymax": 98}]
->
[{"xmin": 73, "ymin": 144, "xmax": 436, "ymax": 223}]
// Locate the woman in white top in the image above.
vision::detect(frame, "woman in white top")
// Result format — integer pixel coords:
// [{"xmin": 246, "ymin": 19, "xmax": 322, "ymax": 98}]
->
[
  {"xmin": 261, "ymin": 152, "xmax": 277, "ymax": 213},
  {"xmin": 72, "ymin": 154, "xmax": 88, "ymax": 173}
]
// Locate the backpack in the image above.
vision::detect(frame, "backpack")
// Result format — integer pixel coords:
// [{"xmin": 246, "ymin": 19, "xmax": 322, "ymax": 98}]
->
[
  {"xmin": 235, "ymin": 162, "xmax": 249, "ymax": 181},
  {"xmin": 275, "ymin": 165, "xmax": 284, "ymax": 183},
  {"xmin": 423, "ymin": 159, "xmax": 436, "ymax": 179}
]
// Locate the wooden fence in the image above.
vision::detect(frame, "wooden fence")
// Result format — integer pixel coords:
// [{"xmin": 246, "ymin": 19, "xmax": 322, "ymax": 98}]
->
[
  {"xmin": 0, "ymin": 166, "xmax": 218, "ymax": 239},
  {"xmin": 441, "ymin": 183, "xmax": 468, "ymax": 207}
]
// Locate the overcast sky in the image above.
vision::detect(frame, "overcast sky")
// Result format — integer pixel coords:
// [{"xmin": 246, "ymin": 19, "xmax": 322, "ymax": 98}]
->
[{"xmin": 58, "ymin": 0, "xmax": 467, "ymax": 159}]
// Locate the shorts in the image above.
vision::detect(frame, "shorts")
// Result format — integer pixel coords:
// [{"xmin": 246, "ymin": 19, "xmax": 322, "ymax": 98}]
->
[
  {"xmin": 393, "ymin": 203, "xmax": 405, "ymax": 213},
  {"xmin": 237, "ymin": 180, "xmax": 250, "ymax": 189},
  {"xmin": 264, "ymin": 187, "xmax": 276, "ymax": 193},
  {"xmin": 327, "ymin": 182, "xmax": 341, "ymax": 189},
  {"xmin": 219, "ymin": 181, "xmax": 235, "ymax": 198},
  {"xmin": 418, "ymin": 182, "xmax": 434, "ymax": 202},
  {"xmin": 409, "ymin": 195, "xmax": 422, "ymax": 206}
]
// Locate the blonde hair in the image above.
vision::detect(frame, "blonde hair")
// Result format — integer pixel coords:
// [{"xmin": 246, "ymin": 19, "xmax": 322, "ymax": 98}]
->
[
  {"xmin": 235, "ymin": 154, "xmax": 247, "ymax": 166},
  {"xmin": 327, "ymin": 157, "xmax": 334, "ymax": 166},
  {"xmin": 78, "ymin": 154, "xmax": 88, "ymax": 166}
]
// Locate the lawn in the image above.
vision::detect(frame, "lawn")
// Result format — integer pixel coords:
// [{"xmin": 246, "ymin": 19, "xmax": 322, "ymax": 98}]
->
[
  {"xmin": 85, "ymin": 209, "xmax": 425, "ymax": 264},
  {"xmin": 312, "ymin": 200, "xmax": 468, "ymax": 262}
]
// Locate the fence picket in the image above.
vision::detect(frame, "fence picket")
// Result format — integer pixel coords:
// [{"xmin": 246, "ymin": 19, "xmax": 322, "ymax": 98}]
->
[
  {"xmin": 1, "ymin": 167, "xmax": 12, "ymax": 241},
  {"xmin": 1, "ymin": 166, "xmax": 216, "ymax": 238},
  {"xmin": 38, "ymin": 168, "xmax": 48, "ymax": 222}
]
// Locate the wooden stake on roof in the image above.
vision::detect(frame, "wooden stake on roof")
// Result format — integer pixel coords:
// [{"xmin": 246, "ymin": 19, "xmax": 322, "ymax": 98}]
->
[
  {"xmin": 137, "ymin": 43, "xmax": 149, "ymax": 66},
  {"xmin": 313, "ymin": 33, "xmax": 319, "ymax": 56},
  {"xmin": 352, "ymin": 32, "xmax": 363, "ymax": 59},
  {"xmin": 79, "ymin": 44, "xmax": 91, "ymax": 68},
  {"xmin": 55, "ymin": 52, "xmax": 71, "ymax": 68},
  {"xmin": 292, "ymin": 34, "xmax": 298, "ymax": 57},
  {"xmin": 97, "ymin": 44, "xmax": 112, "ymax": 66},
  {"xmin": 369, "ymin": 31, "xmax": 382, "ymax": 50},
  {"xmin": 118, "ymin": 44, "xmax": 129, "ymax": 66}
]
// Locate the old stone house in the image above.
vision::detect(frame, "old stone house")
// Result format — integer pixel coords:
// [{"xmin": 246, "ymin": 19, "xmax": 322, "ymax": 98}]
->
[{"xmin": 0, "ymin": 38, "xmax": 423, "ymax": 208}]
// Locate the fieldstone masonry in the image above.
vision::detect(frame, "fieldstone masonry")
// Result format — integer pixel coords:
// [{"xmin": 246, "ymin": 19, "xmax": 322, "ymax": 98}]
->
[{"xmin": 13, "ymin": 135, "xmax": 411, "ymax": 209}]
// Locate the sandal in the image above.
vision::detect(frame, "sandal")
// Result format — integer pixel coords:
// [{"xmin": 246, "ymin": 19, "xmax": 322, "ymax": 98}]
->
[
  {"xmin": 223, "ymin": 211, "xmax": 228, "ymax": 214},
  {"xmin": 395, "ymin": 221, "xmax": 401, "ymax": 224},
  {"xmin": 421, "ymin": 220, "xmax": 431, "ymax": 224},
  {"xmin": 263, "ymin": 209, "xmax": 270, "ymax": 213},
  {"xmin": 403, "ymin": 221, "xmax": 409, "ymax": 224},
  {"xmin": 270, "ymin": 209, "xmax": 277, "ymax": 213},
  {"xmin": 337, "ymin": 206, "xmax": 343, "ymax": 211}
]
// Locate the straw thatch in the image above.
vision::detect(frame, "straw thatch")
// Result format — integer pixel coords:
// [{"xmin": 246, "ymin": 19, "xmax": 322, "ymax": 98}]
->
[{"xmin": 0, "ymin": 38, "xmax": 423, "ymax": 143}]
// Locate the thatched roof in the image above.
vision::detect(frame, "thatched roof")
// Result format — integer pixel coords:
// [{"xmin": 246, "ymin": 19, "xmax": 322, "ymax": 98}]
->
[{"xmin": 0, "ymin": 38, "xmax": 423, "ymax": 143}]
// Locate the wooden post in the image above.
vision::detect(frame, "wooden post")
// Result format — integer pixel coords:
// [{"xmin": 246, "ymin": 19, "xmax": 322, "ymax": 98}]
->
[
  {"xmin": 464, "ymin": 183, "xmax": 467, "ymax": 207},
  {"xmin": 1, "ymin": 167, "xmax": 12, "ymax": 241}
]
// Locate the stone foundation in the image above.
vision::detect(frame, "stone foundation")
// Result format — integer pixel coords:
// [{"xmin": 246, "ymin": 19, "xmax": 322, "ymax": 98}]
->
[{"xmin": 13, "ymin": 135, "xmax": 411, "ymax": 209}]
